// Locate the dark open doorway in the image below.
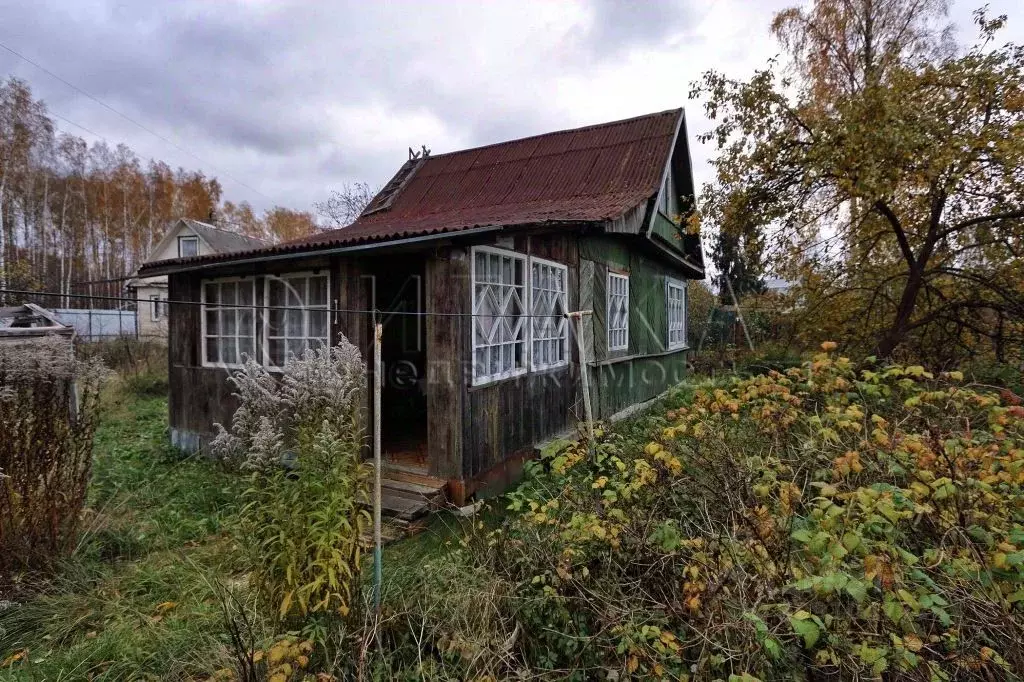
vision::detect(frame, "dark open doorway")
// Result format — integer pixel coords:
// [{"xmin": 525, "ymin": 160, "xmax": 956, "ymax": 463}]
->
[{"xmin": 368, "ymin": 257, "xmax": 428, "ymax": 472}]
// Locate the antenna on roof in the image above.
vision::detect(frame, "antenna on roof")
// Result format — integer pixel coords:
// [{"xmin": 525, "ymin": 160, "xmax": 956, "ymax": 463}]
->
[{"xmin": 407, "ymin": 144, "xmax": 431, "ymax": 161}]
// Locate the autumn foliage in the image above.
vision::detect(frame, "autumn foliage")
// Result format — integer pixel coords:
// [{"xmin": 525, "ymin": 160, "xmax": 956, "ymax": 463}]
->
[
  {"xmin": 694, "ymin": 1, "xmax": 1024, "ymax": 363},
  {"xmin": 488, "ymin": 344, "xmax": 1024, "ymax": 679}
]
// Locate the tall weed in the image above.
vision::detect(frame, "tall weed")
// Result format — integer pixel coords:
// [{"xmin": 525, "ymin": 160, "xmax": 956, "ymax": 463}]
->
[
  {"xmin": 0, "ymin": 337, "xmax": 108, "ymax": 573},
  {"xmin": 212, "ymin": 341, "xmax": 370, "ymax": 625}
]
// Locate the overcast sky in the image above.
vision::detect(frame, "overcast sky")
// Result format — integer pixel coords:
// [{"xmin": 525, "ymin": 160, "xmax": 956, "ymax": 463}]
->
[{"xmin": 1, "ymin": 0, "xmax": 1020, "ymax": 217}]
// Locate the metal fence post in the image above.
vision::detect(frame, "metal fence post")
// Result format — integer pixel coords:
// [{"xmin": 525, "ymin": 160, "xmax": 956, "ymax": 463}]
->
[{"xmin": 372, "ymin": 312, "xmax": 383, "ymax": 615}]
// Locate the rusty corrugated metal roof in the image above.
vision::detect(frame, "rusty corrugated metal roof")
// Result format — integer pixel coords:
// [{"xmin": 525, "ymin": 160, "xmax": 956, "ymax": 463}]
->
[{"xmin": 139, "ymin": 108, "xmax": 682, "ymax": 273}]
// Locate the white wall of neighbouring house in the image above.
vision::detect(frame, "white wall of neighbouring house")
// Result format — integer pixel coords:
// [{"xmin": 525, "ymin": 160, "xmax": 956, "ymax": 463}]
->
[
  {"xmin": 135, "ymin": 281, "xmax": 169, "ymax": 340},
  {"xmin": 131, "ymin": 222, "xmax": 217, "ymax": 342}
]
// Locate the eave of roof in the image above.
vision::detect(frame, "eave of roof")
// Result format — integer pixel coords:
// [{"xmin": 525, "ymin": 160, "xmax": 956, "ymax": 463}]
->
[{"xmin": 139, "ymin": 108, "xmax": 696, "ymax": 277}]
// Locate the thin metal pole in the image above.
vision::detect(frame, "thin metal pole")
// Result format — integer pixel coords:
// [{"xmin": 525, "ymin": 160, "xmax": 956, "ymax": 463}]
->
[
  {"xmin": 568, "ymin": 311, "xmax": 594, "ymax": 444},
  {"xmin": 372, "ymin": 314, "xmax": 383, "ymax": 614}
]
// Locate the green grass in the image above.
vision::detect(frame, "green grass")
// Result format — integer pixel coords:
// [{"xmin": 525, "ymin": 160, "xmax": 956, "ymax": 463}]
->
[
  {"xmin": 0, "ymin": 379, "xmax": 494, "ymax": 680},
  {"xmin": 0, "ymin": 381, "xmax": 244, "ymax": 680}
]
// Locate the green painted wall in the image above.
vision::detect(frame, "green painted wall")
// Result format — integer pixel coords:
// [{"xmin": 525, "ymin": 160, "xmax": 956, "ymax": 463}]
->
[
  {"xmin": 591, "ymin": 350, "xmax": 687, "ymax": 418},
  {"xmin": 579, "ymin": 234, "xmax": 690, "ymax": 418}
]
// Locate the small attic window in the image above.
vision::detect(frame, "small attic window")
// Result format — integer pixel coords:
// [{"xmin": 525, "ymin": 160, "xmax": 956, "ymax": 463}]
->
[{"xmin": 178, "ymin": 236, "xmax": 199, "ymax": 258}]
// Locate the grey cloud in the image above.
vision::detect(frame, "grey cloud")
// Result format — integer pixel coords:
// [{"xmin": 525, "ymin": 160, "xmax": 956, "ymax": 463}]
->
[{"xmin": 0, "ymin": 0, "xmax": 771, "ymax": 212}]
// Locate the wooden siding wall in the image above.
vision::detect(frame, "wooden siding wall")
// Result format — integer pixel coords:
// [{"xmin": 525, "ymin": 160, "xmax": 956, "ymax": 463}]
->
[
  {"xmin": 456, "ymin": 233, "xmax": 581, "ymax": 481},
  {"xmin": 425, "ymin": 251, "xmax": 466, "ymax": 479},
  {"xmin": 167, "ymin": 271, "xmax": 239, "ymax": 452},
  {"xmin": 167, "ymin": 256, "xmax": 372, "ymax": 454},
  {"xmin": 579, "ymin": 234, "xmax": 689, "ymax": 418}
]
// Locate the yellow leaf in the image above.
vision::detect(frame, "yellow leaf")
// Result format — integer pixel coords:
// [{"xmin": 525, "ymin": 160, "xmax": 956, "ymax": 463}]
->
[
  {"xmin": 904, "ymin": 634, "xmax": 923, "ymax": 652},
  {"xmin": 627, "ymin": 655, "xmax": 639, "ymax": 673},
  {"xmin": 154, "ymin": 600, "xmax": 177, "ymax": 614},
  {"xmin": 279, "ymin": 590, "xmax": 294, "ymax": 619}
]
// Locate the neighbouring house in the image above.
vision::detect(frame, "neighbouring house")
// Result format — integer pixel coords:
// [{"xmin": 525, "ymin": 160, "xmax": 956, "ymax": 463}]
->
[
  {"xmin": 127, "ymin": 219, "xmax": 266, "ymax": 339},
  {"xmin": 138, "ymin": 109, "xmax": 705, "ymax": 504}
]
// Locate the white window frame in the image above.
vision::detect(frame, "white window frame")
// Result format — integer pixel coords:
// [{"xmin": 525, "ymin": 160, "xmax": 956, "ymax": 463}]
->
[
  {"xmin": 471, "ymin": 245, "xmax": 528, "ymax": 386},
  {"xmin": 201, "ymin": 277, "xmax": 257, "ymax": 369},
  {"xmin": 149, "ymin": 294, "xmax": 165, "ymax": 322},
  {"xmin": 529, "ymin": 255, "xmax": 569, "ymax": 372},
  {"xmin": 666, "ymin": 277, "xmax": 687, "ymax": 350},
  {"xmin": 262, "ymin": 271, "xmax": 331, "ymax": 369},
  {"xmin": 607, "ymin": 271, "xmax": 630, "ymax": 352},
  {"xmin": 178, "ymin": 235, "xmax": 199, "ymax": 258}
]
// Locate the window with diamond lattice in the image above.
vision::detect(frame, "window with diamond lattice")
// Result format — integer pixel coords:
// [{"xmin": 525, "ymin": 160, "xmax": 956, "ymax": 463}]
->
[
  {"xmin": 666, "ymin": 277, "xmax": 687, "ymax": 350},
  {"xmin": 472, "ymin": 247, "xmax": 527, "ymax": 385},
  {"xmin": 530, "ymin": 257, "xmax": 568, "ymax": 371},
  {"xmin": 607, "ymin": 271, "xmax": 629, "ymax": 352}
]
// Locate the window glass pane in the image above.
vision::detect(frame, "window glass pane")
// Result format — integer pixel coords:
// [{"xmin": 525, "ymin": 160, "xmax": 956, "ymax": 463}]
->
[
  {"xmin": 286, "ymin": 310, "xmax": 302, "ymax": 337},
  {"xmin": 287, "ymin": 338, "xmax": 305, "ymax": 360},
  {"xmin": 269, "ymin": 339, "xmax": 284, "ymax": 366},
  {"xmin": 205, "ymin": 310, "xmax": 219, "ymax": 336},
  {"xmin": 202, "ymin": 279, "xmax": 256, "ymax": 366},
  {"xmin": 285, "ymin": 279, "xmax": 303, "ymax": 307},
  {"xmin": 238, "ymin": 336, "xmax": 254, "ymax": 362},
  {"xmin": 221, "ymin": 339, "xmax": 238, "ymax": 365},
  {"xmin": 475, "ymin": 252, "xmax": 487, "ymax": 282},
  {"xmin": 471, "ymin": 249, "xmax": 531, "ymax": 382},
  {"xmin": 608, "ymin": 273, "xmax": 629, "ymax": 351},
  {"xmin": 489, "ymin": 345, "xmax": 499, "ymax": 376},
  {"xmin": 309, "ymin": 276, "xmax": 327, "ymax": 306},
  {"xmin": 205, "ymin": 337, "xmax": 218, "ymax": 363},
  {"xmin": 179, "ymin": 237, "xmax": 199, "ymax": 258},
  {"xmin": 309, "ymin": 310, "xmax": 328, "ymax": 339},
  {"xmin": 239, "ymin": 309, "xmax": 253, "ymax": 335}
]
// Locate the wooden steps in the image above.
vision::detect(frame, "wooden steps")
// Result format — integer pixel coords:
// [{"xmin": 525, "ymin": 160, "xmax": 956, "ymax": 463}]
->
[{"xmin": 367, "ymin": 464, "xmax": 447, "ymax": 524}]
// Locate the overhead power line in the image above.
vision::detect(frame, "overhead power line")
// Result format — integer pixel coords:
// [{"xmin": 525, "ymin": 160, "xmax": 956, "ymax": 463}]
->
[
  {"xmin": 0, "ymin": 39, "xmax": 278, "ymax": 204},
  {"xmin": 0, "ymin": 288, "xmax": 564, "ymax": 319}
]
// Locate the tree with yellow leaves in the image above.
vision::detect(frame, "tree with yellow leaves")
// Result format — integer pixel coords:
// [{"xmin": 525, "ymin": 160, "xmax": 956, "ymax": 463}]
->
[{"xmin": 694, "ymin": 1, "xmax": 1024, "ymax": 363}]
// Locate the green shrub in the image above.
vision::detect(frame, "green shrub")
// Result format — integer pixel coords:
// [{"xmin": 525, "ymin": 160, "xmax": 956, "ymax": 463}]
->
[
  {"xmin": 212, "ymin": 341, "xmax": 369, "ymax": 624},
  {"xmin": 78, "ymin": 337, "xmax": 166, "ymax": 377},
  {"xmin": 491, "ymin": 344, "xmax": 1024, "ymax": 679},
  {"xmin": 124, "ymin": 370, "xmax": 169, "ymax": 397},
  {"xmin": 962, "ymin": 358, "xmax": 1024, "ymax": 397}
]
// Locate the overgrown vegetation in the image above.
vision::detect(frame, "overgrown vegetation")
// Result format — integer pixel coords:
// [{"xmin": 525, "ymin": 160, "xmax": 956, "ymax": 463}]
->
[
  {"xmin": 694, "ymin": 0, "xmax": 1024, "ymax": 365},
  {"xmin": 211, "ymin": 341, "xmax": 370, "ymax": 623},
  {"xmin": 0, "ymin": 337, "xmax": 108, "ymax": 572},
  {"xmin": 5, "ymin": 344, "xmax": 1024, "ymax": 679},
  {"xmin": 0, "ymin": 373, "xmax": 244, "ymax": 678},
  {"xmin": 481, "ymin": 344, "xmax": 1024, "ymax": 679}
]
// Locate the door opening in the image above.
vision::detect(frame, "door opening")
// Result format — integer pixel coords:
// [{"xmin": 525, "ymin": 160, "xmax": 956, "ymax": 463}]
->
[{"xmin": 370, "ymin": 259, "xmax": 428, "ymax": 472}]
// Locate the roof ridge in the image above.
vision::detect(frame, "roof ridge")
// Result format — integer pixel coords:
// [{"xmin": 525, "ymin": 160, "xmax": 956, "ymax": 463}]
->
[
  {"xmin": 426, "ymin": 108, "xmax": 682, "ymax": 160},
  {"xmin": 187, "ymin": 219, "xmax": 267, "ymax": 242}
]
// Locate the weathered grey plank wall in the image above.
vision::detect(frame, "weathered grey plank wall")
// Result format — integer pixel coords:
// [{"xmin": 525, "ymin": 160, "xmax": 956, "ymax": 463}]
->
[
  {"xmin": 458, "ymin": 233, "xmax": 581, "ymax": 480},
  {"xmin": 167, "ymin": 272, "xmax": 239, "ymax": 452},
  {"xmin": 426, "ymin": 250, "xmax": 467, "ymax": 479}
]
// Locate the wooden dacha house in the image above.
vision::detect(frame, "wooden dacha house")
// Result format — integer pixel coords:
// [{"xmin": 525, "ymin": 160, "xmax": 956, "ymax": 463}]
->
[{"xmin": 138, "ymin": 109, "xmax": 705, "ymax": 505}]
